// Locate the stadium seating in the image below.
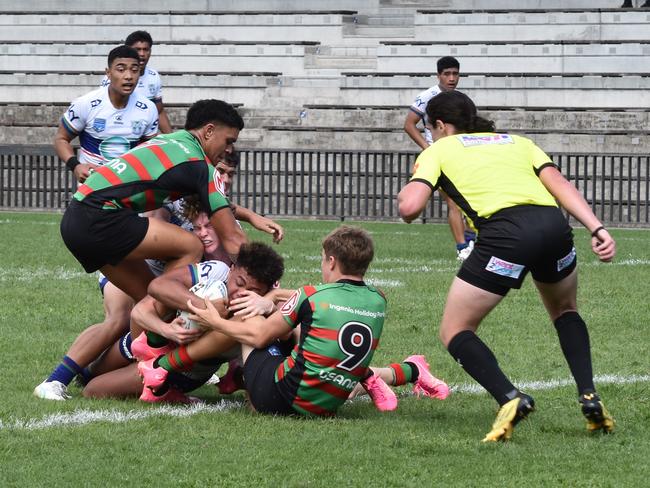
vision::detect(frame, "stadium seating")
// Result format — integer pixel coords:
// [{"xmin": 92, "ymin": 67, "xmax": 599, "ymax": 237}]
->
[{"xmin": 0, "ymin": 1, "xmax": 649, "ymax": 155}]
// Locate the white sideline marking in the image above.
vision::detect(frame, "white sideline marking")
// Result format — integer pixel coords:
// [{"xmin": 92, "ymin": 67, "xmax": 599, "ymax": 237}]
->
[
  {"xmin": 366, "ymin": 278, "xmax": 403, "ymax": 288},
  {"xmin": 0, "ymin": 399, "xmax": 243, "ymax": 431},
  {"xmin": 4, "ymin": 374, "xmax": 647, "ymax": 431}
]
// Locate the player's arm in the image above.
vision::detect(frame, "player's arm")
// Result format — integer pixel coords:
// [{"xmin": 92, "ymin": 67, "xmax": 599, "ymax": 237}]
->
[
  {"xmin": 131, "ymin": 295, "xmax": 202, "ymax": 344},
  {"xmin": 404, "ymin": 110, "xmax": 429, "ymax": 151},
  {"xmin": 232, "ymin": 204, "xmax": 284, "ymax": 243},
  {"xmin": 209, "ymin": 206, "xmax": 248, "ymax": 262},
  {"xmin": 147, "ymin": 265, "xmax": 207, "ymax": 311},
  {"xmin": 53, "ymin": 123, "xmax": 98, "ymax": 183},
  {"xmin": 538, "ymin": 165, "xmax": 615, "ymax": 262},
  {"xmin": 398, "ymin": 180, "xmax": 432, "ymax": 223},
  {"xmin": 155, "ymin": 100, "xmax": 173, "ymax": 134},
  {"xmin": 187, "ymin": 300, "xmax": 291, "ymax": 349}
]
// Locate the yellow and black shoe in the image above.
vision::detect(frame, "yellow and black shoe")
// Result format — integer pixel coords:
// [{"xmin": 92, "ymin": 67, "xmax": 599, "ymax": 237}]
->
[
  {"xmin": 482, "ymin": 393, "xmax": 535, "ymax": 442},
  {"xmin": 580, "ymin": 392, "xmax": 615, "ymax": 433}
]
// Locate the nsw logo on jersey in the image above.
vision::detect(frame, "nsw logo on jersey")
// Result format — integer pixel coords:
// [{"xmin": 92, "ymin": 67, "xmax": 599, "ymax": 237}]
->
[{"xmin": 93, "ymin": 118, "xmax": 106, "ymax": 132}]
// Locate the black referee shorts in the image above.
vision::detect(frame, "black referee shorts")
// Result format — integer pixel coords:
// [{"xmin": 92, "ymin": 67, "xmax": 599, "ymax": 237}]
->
[
  {"xmin": 458, "ymin": 205, "xmax": 577, "ymax": 296},
  {"xmin": 60, "ymin": 199, "xmax": 149, "ymax": 273},
  {"xmin": 243, "ymin": 346, "xmax": 295, "ymax": 416}
]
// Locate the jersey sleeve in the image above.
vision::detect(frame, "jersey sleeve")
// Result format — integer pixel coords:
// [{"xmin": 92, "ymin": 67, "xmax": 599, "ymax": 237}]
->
[
  {"xmin": 410, "ymin": 145, "xmax": 442, "ymax": 190},
  {"xmin": 152, "ymin": 72, "xmax": 163, "ymax": 102},
  {"xmin": 410, "ymin": 87, "xmax": 432, "ymax": 116},
  {"xmin": 144, "ymin": 105, "xmax": 159, "ymax": 138},
  {"xmin": 61, "ymin": 95, "xmax": 89, "ymax": 135},
  {"xmin": 528, "ymin": 140, "xmax": 555, "ymax": 174},
  {"xmin": 205, "ymin": 165, "xmax": 232, "ymax": 215},
  {"xmin": 280, "ymin": 288, "xmax": 308, "ymax": 329}
]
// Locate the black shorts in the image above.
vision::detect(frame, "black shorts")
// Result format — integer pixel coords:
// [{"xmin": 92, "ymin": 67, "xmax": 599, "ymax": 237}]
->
[
  {"xmin": 458, "ymin": 205, "xmax": 577, "ymax": 296},
  {"xmin": 168, "ymin": 357, "xmax": 225, "ymax": 393},
  {"xmin": 243, "ymin": 346, "xmax": 295, "ymax": 416},
  {"xmin": 60, "ymin": 199, "xmax": 149, "ymax": 273}
]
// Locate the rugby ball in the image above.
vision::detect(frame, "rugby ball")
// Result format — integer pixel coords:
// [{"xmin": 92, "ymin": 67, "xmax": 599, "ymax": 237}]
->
[{"xmin": 178, "ymin": 278, "xmax": 228, "ymax": 330}]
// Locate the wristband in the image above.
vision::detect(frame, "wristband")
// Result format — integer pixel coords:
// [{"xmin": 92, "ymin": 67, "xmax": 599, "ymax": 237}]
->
[
  {"xmin": 65, "ymin": 156, "xmax": 81, "ymax": 172},
  {"xmin": 591, "ymin": 226, "xmax": 605, "ymax": 238}
]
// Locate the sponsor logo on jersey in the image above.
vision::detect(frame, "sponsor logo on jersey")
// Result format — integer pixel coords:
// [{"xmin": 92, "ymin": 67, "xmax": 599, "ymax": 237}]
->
[
  {"xmin": 485, "ymin": 256, "xmax": 525, "ymax": 279},
  {"xmin": 93, "ymin": 118, "xmax": 106, "ymax": 132},
  {"xmin": 66, "ymin": 104, "xmax": 79, "ymax": 122},
  {"xmin": 458, "ymin": 134, "xmax": 514, "ymax": 147},
  {"xmin": 135, "ymin": 101, "xmax": 148, "ymax": 110},
  {"xmin": 557, "ymin": 247, "xmax": 576, "ymax": 272},
  {"xmin": 90, "ymin": 98, "xmax": 102, "ymax": 108},
  {"xmin": 99, "ymin": 136, "xmax": 131, "ymax": 160},
  {"xmin": 318, "ymin": 370, "xmax": 358, "ymax": 389},
  {"xmin": 114, "ymin": 113, "xmax": 123, "ymax": 125}
]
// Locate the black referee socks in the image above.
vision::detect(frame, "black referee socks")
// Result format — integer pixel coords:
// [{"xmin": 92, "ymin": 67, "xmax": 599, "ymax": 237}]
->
[
  {"xmin": 447, "ymin": 330, "xmax": 517, "ymax": 406},
  {"xmin": 554, "ymin": 311, "xmax": 595, "ymax": 396}
]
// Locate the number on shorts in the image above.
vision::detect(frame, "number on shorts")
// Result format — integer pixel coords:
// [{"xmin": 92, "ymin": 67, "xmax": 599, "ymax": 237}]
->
[{"xmin": 336, "ymin": 321, "xmax": 373, "ymax": 371}]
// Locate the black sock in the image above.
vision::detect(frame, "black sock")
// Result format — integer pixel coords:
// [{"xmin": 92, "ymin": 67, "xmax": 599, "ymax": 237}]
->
[
  {"xmin": 554, "ymin": 311, "xmax": 595, "ymax": 396},
  {"xmin": 403, "ymin": 362, "xmax": 419, "ymax": 382},
  {"xmin": 447, "ymin": 330, "xmax": 517, "ymax": 406}
]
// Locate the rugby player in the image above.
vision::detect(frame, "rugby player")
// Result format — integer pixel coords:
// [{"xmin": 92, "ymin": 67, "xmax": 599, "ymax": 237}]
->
[
  {"xmin": 398, "ymin": 90, "xmax": 616, "ymax": 441},
  {"xmin": 55, "ymin": 45, "xmax": 159, "ymax": 183},
  {"xmin": 404, "ymin": 56, "xmax": 475, "ymax": 261},
  {"xmin": 82, "ymin": 242, "xmax": 285, "ymax": 402},
  {"xmin": 101, "ymin": 30, "xmax": 172, "ymax": 133}
]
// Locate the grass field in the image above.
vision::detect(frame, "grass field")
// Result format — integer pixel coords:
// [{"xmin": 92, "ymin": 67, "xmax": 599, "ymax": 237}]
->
[{"xmin": 0, "ymin": 211, "xmax": 648, "ymax": 487}]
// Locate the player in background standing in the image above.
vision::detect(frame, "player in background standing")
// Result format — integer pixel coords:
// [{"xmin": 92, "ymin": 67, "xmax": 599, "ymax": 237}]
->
[
  {"xmin": 404, "ymin": 56, "xmax": 474, "ymax": 261},
  {"xmin": 398, "ymin": 91, "xmax": 616, "ymax": 441},
  {"xmin": 102, "ymin": 30, "xmax": 172, "ymax": 133},
  {"xmin": 55, "ymin": 45, "xmax": 159, "ymax": 183}
]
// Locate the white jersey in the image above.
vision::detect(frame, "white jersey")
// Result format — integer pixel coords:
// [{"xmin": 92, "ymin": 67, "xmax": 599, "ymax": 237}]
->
[
  {"xmin": 410, "ymin": 84, "xmax": 443, "ymax": 145},
  {"xmin": 61, "ymin": 85, "xmax": 158, "ymax": 166},
  {"xmin": 101, "ymin": 66, "xmax": 163, "ymax": 103}
]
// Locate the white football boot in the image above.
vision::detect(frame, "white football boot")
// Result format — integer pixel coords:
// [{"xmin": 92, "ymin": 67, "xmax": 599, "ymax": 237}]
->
[{"xmin": 33, "ymin": 380, "xmax": 71, "ymax": 400}]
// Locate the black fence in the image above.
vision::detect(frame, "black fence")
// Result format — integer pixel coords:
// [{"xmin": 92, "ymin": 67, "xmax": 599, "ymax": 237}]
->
[{"xmin": 1, "ymin": 145, "xmax": 649, "ymax": 226}]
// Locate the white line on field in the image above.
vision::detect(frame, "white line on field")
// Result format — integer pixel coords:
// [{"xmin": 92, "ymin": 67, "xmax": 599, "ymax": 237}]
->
[
  {"xmin": 3, "ymin": 374, "xmax": 647, "ymax": 431},
  {"xmin": 0, "ymin": 399, "xmax": 243, "ymax": 431}
]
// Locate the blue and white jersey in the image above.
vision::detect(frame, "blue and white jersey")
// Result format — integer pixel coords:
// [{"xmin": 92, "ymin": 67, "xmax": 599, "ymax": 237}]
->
[
  {"xmin": 188, "ymin": 260, "xmax": 231, "ymax": 290},
  {"xmin": 101, "ymin": 66, "xmax": 163, "ymax": 103},
  {"xmin": 61, "ymin": 85, "xmax": 159, "ymax": 166},
  {"xmin": 409, "ymin": 84, "xmax": 443, "ymax": 145}
]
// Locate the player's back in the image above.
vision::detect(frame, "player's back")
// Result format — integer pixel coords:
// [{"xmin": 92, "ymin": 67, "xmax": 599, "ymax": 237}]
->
[{"xmin": 277, "ymin": 281, "xmax": 386, "ymax": 416}]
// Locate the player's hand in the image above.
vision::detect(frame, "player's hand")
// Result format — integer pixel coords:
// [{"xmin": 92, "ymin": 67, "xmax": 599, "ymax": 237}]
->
[
  {"xmin": 162, "ymin": 317, "xmax": 204, "ymax": 344},
  {"xmin": 250, "ymin": 214, "xmax": 284, "ymax": 243},
  {"xmin": 74, "ymin": 163, "xmax": 100, "ymax": 183},
  {"xmin": 591, "ymin": 228, "xmax": 616, "ymax": 262},
  {"xmin": 229, "ymin": 290, "xmax": 274, "ymax": 319},
  {"xmin": 187, "ymin": 297, "xmax": 224, "ymax": 331}
]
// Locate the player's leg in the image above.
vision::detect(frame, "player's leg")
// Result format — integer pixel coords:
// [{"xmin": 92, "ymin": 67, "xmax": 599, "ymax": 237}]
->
[
  {"xmin": 364, "ymin": 356, "xmax": 450, "ymax": 400},
  {"xmin": 83, "ymin": 363, "xmax": 143, "ymax": 399},
  {"xmin": 138, "ymin": 330, "xmax": 237, "ymax": 395},
  {"xmin": 100, "ymin": 217, "xmax": 203, "ymax": 304},
  {"xmin": 534, "ymin": 270, "xmax": 614, "ymax": 433},
  {"xmin": 441, "ymin": 277, "xmax": 535, "ymax": 441},
  {"xmin": 33, "ymin": 281, "xmax": 134, "ymax": 400},
  {"xmin": 439, "ymin": 190, "xmax": 470, "ymax": 259}
]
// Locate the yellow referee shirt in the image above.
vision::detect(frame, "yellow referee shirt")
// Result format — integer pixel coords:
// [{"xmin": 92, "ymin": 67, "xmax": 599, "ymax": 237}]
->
[{"xmin": 411, "ymin": 133, "xmax": 558, "ymax": 228}]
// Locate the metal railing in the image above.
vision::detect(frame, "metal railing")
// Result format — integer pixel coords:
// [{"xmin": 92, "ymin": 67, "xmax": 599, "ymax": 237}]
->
[{"xmin": 1, "ymin": 145, "xmax": 649, "ymax": 226}]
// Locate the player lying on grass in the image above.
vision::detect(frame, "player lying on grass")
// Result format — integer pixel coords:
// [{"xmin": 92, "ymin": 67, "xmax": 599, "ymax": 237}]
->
[
  {"xmin": 82, "ymin": 242, "xmax": 286, "ymax": 402},
  {"xmin": 147, "ymin": 225, "xmax": 389, "ymax": 417},
  {"xmin": 398, "ymin": 90, "xmax": 616, "ymax": 441},
  {"xmin": 35, "ymin": 148, "xmax": 284, "ymax": 401}
]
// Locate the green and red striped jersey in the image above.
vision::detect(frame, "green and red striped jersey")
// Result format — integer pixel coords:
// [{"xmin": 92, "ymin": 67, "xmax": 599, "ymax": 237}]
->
[
  {"xmin": 73, "ymin": 130, "xmax": 229, "ymax": 215},
  {"xmin": 277, "ymin": 279, "xmax": 386, "ymax": 416}
]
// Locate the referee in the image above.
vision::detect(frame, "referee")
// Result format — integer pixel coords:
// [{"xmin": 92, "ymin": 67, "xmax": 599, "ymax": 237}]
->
[{"xmin": 397, "ymin": 91, "xmax": 616, "ymax": 442}]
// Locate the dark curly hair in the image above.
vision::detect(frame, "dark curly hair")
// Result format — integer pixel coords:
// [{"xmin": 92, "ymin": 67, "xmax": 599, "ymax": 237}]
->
[{"xmin": 235, "ymin": 242, "xmax": 284, "ymax": 289}]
